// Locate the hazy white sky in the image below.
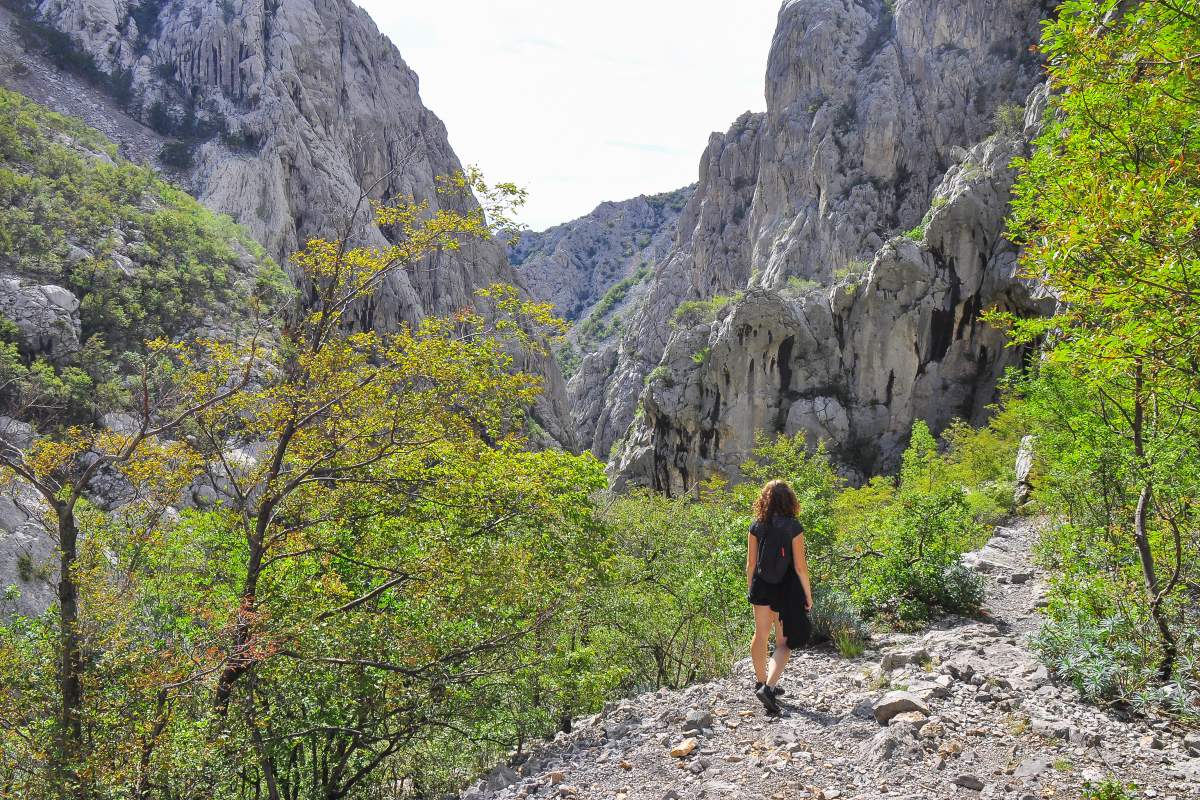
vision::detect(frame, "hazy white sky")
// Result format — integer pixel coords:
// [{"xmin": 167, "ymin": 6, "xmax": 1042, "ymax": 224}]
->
[{"xmin": 357, "ymin": 1, "xmax": 780, "ymax": 231}]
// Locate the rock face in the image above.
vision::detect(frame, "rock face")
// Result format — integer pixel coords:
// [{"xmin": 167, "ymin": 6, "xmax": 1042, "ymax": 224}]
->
[
  {"xmin": 511, "ymin": 186, "xmax": 693, "ymax": 394},
  {"xmin": 513, "ymin": 187, "xmax": 693, "ymax": 325},
  {"xmin": 615, "ymin": 123, "xmax": 1056, "ymax": 492},
  {"xmin": 0, "ymin": 276, "xmax": 81, "ymax": 364},
  {"xmin": 6, "ymin": 0, "xmax": 575, "ymax": 445},
  {"xmin": 585, "ymin": 0, "xmax": 1057, "ymax": 490}
]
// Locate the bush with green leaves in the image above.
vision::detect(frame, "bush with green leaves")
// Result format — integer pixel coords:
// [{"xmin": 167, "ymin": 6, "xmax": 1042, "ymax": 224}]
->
[
  {"xmin": 670, "ymin": 293, "xmax": 740, "ymax": 329},
  {"xmin": 831, "ymin": 422, "xmax": 987, "ymax": 625},
  {"xmin": 0, "ymin": 86, "xmax": 287, "ymax": 421},
  {"xmin": 809, "ymin": 587, "xmax": 868, "ymax": 657},
  {"xmin": 1083, "ymin": 779, "xmax": 1139, "ymax": 800}
]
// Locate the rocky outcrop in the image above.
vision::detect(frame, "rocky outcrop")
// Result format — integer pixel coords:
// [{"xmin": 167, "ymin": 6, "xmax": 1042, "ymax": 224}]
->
[
  {"xmin": 614, "ymin": 119, "xmax": 1056, "ymax": 493},
  {"xmin": 4, "ymin": 0, "xmax": 575, "ymax": 446},
  {"xmin": 586, "ymin": 0, "xmax": 1056, "ymax": 489},
  {"xmin": 456, "ymin": 519, "xmax": 1200, "ymax": 800},
  {"xmin": 0, "ymin": 276, "xmax": 81, "ymax": 363},
  {"xmin": 576, "ymin": 112, "xmax": 765, "ymax": 457}
]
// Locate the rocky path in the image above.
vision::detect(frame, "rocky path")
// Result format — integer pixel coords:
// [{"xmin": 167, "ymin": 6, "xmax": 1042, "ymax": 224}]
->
[{"xmin": 462, "ymin": 518, "xmax": 1200, "ymax": 800}]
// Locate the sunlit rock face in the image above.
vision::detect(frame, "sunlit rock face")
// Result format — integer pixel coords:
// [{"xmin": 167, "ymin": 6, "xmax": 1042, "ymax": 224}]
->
[
  {"xmin": 15, "ymin": 0, "xmax": 576, "ymax": 446},
  {"xmin": 584, "ymin": 0, "xmax": 1057, "ymax": 491}
]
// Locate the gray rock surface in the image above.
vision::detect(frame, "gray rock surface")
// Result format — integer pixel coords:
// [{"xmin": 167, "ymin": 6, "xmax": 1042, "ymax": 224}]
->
[
  {"xmin": 0, "ymin": 275, "xmax": 81, "ymax": 363},
  {"xmin": 456, "ymin": 518, "xmax": 1199, "ymax": 800},
  {"xmin": 513, "ymin": 188, "xmax": 692, "ymax": 325},
  {"xmin": 611, "ymin": 105, "xmax": 1056, "ymax": 493},
  {"xmin": 511, "ymin": 187, "xmax": 693, "ymax": 450},
  {"xmin": 568, "ymin": 0, "xmax": 1056, "ymax": 486},
  {"xmin": 0, "ymin": 487, "xmax": 56, "ymax": 619},
  {"xmin": 6, "ymin": 0, "xmax": 575, "ymax": 446}
]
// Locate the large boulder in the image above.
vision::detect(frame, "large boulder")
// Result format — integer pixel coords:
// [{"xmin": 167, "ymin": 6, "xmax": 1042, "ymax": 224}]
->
[
  {"xmin": 0, "ymin": 276, "xmax": 81, "ymax": 364},
  {"xmin": 872, "ymin": 691, "xmax": 930, "ymax": 724}
]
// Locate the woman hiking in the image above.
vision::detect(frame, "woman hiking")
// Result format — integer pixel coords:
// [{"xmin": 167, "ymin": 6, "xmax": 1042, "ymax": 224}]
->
[{"xmin": 746, "ymin": 479, "xmax": 813, "ymax": 715}]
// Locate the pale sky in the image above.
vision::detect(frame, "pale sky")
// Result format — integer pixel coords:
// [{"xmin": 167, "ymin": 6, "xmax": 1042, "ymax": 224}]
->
[{"xmin": 357, "ymin": 1, "xmax": 780, "ymax": 231}]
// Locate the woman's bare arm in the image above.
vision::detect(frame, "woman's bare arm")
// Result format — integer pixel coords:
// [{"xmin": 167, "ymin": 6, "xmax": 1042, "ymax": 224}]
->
[
  {"xmin": 793, "ymin": 534, "xmax": 813, "ymax": 611},
  {"xmin": 746, "ymin": 531, "xmax": 757, "ymax": 588}
]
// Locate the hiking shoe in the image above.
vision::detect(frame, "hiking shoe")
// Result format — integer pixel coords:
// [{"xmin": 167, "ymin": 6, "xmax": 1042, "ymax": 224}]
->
[
  {"xmin": 755, "ymin": 683, "xmax": 782, "ymax": 715},
  {"xmin": 770, "ymin": 685, "xmax": 785, "ymax": 698}
]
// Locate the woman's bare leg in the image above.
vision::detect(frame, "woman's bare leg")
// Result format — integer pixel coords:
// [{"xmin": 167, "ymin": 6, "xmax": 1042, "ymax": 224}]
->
[
  {"xmin": 750, "ymin": 604, "xmax": 774, "ymax": 683},
  {"xmin": 766, "ymin": 641, "xmax": 791, "ymax": 687}
]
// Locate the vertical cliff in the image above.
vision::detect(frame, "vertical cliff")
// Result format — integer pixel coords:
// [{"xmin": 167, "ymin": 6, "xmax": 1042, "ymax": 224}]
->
[{"xmin": 578, "ymin": 0, "xmax": 1057, "ymax": 488}]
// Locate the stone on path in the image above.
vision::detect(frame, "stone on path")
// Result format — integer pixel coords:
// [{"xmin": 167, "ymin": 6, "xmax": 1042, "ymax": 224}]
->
[
  {"xmin": 872, "ymin": 691, "xmax": 930, "ymax": 724},
  {"xmin": 1014, "ymin": 756, "xmax": 1054, "ymax": 779},
  {"xmin": 951, "ymin": 773, "xmax": 985, "ymax": 791},
  {"xmin": 670, "ymin": 738, "xmax": 697, "ymax": 758}
]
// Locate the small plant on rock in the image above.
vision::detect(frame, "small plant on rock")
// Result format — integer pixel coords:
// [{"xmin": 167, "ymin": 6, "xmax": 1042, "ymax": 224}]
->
[
  {"xmin": 809, "ymin": 587, "xmax": 869, "ymax": 658},
  {"xmin": 1082, "ymin": 779, "xmax": 1138, "ymax": 800}
]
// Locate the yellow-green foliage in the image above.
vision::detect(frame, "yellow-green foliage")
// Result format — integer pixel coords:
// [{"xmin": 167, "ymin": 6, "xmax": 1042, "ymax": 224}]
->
[{"xmin": 670, "ymin": 292, "xmax": 741, "ymax": 328}]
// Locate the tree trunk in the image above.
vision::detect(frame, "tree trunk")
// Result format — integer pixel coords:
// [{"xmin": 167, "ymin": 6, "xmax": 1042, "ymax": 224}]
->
[
  {"xmin": 1133, "ymin": 484, "xmax": 1178, "ymax": 679},
  {"xmin": 1130, "ymin": 365, "xmax": 1177, "ymax": 680},
  {"xmin": 56, "ymin": 508, "xmax": 86, "ymax": 800},
  {"xmin": 214, "ymin": 528, "xmax": 265, "ymax": 714}
]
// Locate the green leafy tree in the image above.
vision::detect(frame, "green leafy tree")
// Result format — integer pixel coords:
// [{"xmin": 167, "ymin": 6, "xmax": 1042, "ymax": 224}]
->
[{"xmin": 993, "ymin": 0, "xmax": 1200, "ymax": 681}]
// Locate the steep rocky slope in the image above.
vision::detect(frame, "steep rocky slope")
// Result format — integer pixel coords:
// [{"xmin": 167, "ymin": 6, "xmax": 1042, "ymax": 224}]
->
[
  {"xmin": 513, "ymin": 188, "xmax": 693, "ymax": 325},
  {"xmin": 1, "ymin": 0, "xmax": 575, "ymax": 445},
  {"xmin": 512, "ymin": 187, "xmax": 693, "ymax": 380},
  {"xmin": 0, "ymin": 87, "xmax": 281, "ymax": 618},
  {"xmin": 459, "ymin": 519, "xmax": 1200, "ymax": 800},
  {"xmin": 575, "ymin": 0, "xmax": 1056, "ymax": 484}
]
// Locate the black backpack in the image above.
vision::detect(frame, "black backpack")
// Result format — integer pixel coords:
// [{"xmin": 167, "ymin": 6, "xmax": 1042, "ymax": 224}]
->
[{"xmin": 754, "ymin": 517, "xmax": 796, "ymax": 585}]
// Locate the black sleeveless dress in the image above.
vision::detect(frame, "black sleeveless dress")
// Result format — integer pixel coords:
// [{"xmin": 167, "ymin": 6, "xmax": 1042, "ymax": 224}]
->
[{"xmin": 747, "ymin": 515, "xmax": 811, "ymax": 650}]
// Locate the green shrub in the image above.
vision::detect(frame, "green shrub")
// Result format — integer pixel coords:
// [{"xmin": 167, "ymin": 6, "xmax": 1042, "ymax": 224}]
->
[
  {"xmin": 993, "ymin": 101, "xmax": 1025, "ymax": 138},
  {"xmin": 15, "ymin": 551, "xmax": 33, "ymax": 582},
  {"xmin": 691, "ymin": 346, "xmax": 710, "ymax": 365},
  {"xmin": 670, "ymin": 293, "xmax": 740, "ymax": 329},
  {"xmin": 833, "ymin": 260, "xmax": 870, "ymax": 281},
  {"xmin": 831, "ymin": 422, "xmax": 987, "ymax": 623},
  {"xmin": 935, "ymin": 563, "xmax": 985, "ymax": 616},
  {"xmin": 1033, "ymin": 607, "xmax": 1148, "ymax": 704},
  {"xmin": 1082, "ymin": 779, "xmax": 1138, "ymax": 800},
  {"xmin": 809, "ymin": 587, "xmax": 869, "ymax": 657},
  {"xmin": 0, "ymin": 315, "xmax": 20, "ymax": 345},
  {"xmin": 645, "ymin": 364, "xmax": 672, "ymax": 387},
  {"xmin": 784, "ymin": 275, "xmax": 820, "ymax": 295}
]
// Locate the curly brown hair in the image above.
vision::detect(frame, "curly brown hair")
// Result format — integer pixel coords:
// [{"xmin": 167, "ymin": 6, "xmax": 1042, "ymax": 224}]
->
[{"xmin": 752, "ymin": 479, "xmax": 800, "ymax": 523}]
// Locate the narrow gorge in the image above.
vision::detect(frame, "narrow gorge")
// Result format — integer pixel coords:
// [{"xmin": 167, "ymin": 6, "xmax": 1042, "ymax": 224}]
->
[{"xmin": 0, "ymin": 1, "xmax": 1196, "ymax": 798}]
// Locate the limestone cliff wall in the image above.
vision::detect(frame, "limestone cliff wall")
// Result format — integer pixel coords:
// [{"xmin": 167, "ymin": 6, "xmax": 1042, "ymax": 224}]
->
[{"xmin": 588, "ymin": 0, "xmax": 1057, "ymax": 490}]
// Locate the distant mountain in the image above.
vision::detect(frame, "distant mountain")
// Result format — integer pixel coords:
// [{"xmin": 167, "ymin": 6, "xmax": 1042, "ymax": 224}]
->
[{"xmin": 511, "ymin": 186, "xmax": 693, "ymax": 378}]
